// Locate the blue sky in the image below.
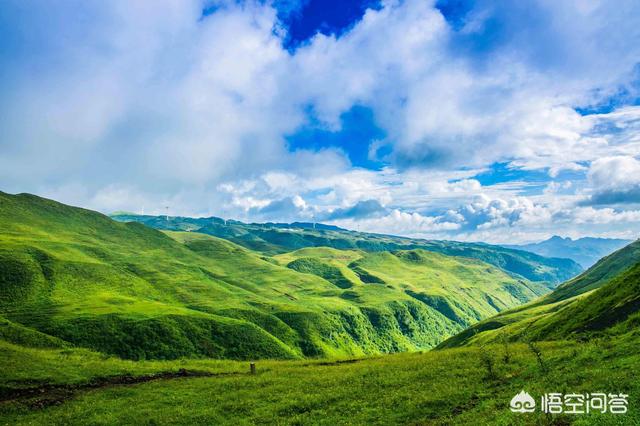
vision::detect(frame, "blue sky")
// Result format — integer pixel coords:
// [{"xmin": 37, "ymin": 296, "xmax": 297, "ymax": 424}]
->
[
  {"xmin": 277, "ymin": 0, "xmax": 381, "ymax": 49},
  {"xmin": 1, "ymin": 0, "xmax": 640, "ymax": 243}
]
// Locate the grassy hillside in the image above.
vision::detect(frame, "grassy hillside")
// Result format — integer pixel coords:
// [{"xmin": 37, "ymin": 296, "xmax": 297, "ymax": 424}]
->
[
  {"xmin": 1, "ymin": 331, "xmax": 638, "ymax": 425},
  {"xmin": 1, "ymin": 193, "xmax": 638, "ymax": 424},
  {"xmin": 438, "ymin": 239, "xmax": 640, "ymax": 348},
  {"xmin": 275, "ymin": 247, "xmax": 548, "ymax": 327},
  {"xmin": 112, "ymin": 214, "xmax": 583, "ymax": 285},
  {"xmin": 0, "ymin": 192, "xmax": 546, "ymax": 360}
]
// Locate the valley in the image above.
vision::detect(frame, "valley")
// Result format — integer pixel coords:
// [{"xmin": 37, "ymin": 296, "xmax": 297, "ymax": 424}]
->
[
  {"xmin": 1, "ymin": 192, "xmax": 639, "ymax": 425},
  {"xmin": 0, "ymin": 192, "xmax": 558, "ymax": 360}
]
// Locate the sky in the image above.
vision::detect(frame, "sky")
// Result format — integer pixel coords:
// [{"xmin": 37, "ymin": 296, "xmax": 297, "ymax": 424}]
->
[{"xmin": 1, "ymin": 0, "xmax": 640, "ymax": 244}]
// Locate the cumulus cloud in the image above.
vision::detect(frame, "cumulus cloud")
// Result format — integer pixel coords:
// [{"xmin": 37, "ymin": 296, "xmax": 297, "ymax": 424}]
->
[
  {"xmin": 580, "ymin": 156, "xmax": 640, "ymax": 205},
  {"xmin": 1, "ymin": 0, "xmax": 640, "ymax": 242},
  {"xmin": 248, "ymin": 195, "xmax": 311, "ymax": 222},
  {"xmin": 325, "ymin": 199, "xmax": 387, "ymax": 220},
  {"xmin": 350, "ymin": 194, "xmax": 640, "ymax": 244},
  {"xmin": 0, "ymin": 0, "xmax": 340, "ymax": 193},
  {"xmin": 332, "ymin": 209, "xmax": 461, "ymax": 237},
  {"xmin": 289, "ymin": 0, "xmax": 640, "ymax": 172}
]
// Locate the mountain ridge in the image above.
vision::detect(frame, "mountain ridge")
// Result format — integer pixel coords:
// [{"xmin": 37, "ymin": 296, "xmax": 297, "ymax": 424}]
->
[
  {"xmin": 112, "ymin": 213, "xmax": 583, "ymax": 286},
  {"xmin": 0, "ymin": 191, "xmax": 552, "ymax": 360},
  {"xmin": 437, "ymin": 238, "xmax": 640, "ymax": 348},
  {"xmin": 503, "ymin": 235, "xmax": 631, "ymax": 268}
]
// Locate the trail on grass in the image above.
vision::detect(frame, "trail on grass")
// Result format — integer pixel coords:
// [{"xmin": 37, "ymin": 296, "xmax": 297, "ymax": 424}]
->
[{"xmin": 0, "ymin": 369, "xmax": 239, "ymax": 409}]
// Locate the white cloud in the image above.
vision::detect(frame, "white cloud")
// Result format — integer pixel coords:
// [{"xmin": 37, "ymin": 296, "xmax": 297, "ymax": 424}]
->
[
  {"xmin": 1, "ymin": 0, "xmax": 640, "ymax": 242},
  {"xmin": 334, "ymin": 209, "xmax": 461, "ymax": 237},
  {"xmin": 589, "ymin": 156, "xmax": 640, "ymax": 191},
  {"xmin": 579, "ymin": 155, "xmax": 640, "ymax": 205}
]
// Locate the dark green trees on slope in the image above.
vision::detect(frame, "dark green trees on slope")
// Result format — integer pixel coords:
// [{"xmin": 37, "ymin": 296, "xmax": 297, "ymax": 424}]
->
[{"xmin": 0, "ymin": 192, "xmax": 560, "ymax": 360}]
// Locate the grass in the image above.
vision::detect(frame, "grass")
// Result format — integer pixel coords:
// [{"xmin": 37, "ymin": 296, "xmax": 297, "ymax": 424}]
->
[
  {"xmin": 0, "ymin": 339, "xmax": 244, "ymax": 389},
  {"xmin": 276, "ymin": 247, "xmax": 550, "ymax": 327},
  {"xmin": 438, "ymin": 240, "xmax": 640, "ymax": 348},
  {"xmin": 1, "ymin": 334, "xmax": 639, "ymax": 425},
  {"xmin": 0, "ymin": 192, "xmax": 554, "ymax": 360},
  {"xmin": 1, "ymin": 192, "xmax": 639, "ymax": 424}
]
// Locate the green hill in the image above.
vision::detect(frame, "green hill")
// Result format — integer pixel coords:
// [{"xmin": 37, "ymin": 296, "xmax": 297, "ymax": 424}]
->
[
  {"xmin": 438, "ymin": 239, "xmax": 640, "ymax": 348},
  {"xmin": 1, "ymin": 328, "xmax": 639, "ymax": 425},
  {"xmin": 1, "ymin": 192, "xmax": 638, "ymax": 424},
  {"xmin": 112, "ymin": 214, "xmax": 583, "ymax": 286},
  {"xmin": 0, "ymin": 192, "xmax": 548, "ymax": 360},
  {"xmin": 275, "ymin": 247, "xmax": 548, "ymax": 327}
]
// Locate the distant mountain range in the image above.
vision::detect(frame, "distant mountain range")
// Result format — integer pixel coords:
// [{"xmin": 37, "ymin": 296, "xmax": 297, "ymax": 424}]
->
[
  {"xmin": 503, "ymin": 235, "xmax": 632, "ymax": 268},
  {"xmin": 111, "ymin": 213, "xmax": 583, "ymax": 286}
]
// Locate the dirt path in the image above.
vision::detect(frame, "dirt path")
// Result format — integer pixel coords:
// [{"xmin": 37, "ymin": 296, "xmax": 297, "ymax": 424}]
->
[{"xmin": 0, "ymin": 369, "xmax": 239, "ymax": 409}]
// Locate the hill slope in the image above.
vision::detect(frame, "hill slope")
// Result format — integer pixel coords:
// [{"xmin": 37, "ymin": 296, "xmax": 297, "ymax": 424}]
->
[
  {"xmin": 438, "ymin": 239, "xmax": 640, "ymax": 348},
  {"xmin": 0, "ymin": 192, "xmax": 547, "ymax": 360},
  {"xmin": 1, "ymin": 332, "xmax": 639, "ymax": 424},
  {"xmin": 274, "ymin": 247, "xmax": 548, "ymax": 327},
  {"xmin": 112, "ymin": 214, "xmax": 583, "ymax": 286},
  {"xmin": 504, "ymin": 235, "xmax": 631, "ymax": 268}
]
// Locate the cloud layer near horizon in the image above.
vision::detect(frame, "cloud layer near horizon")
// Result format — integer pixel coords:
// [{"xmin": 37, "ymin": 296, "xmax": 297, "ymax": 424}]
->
[{"xmin": 1, "ymin": 0, "xmax": 640, "ymax": 243}]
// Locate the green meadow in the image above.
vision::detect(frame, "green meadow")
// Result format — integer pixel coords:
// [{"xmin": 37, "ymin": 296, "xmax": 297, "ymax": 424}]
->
[
  {"xmin": 1, "ymin": 191, "xmax": 639, "ymax": 425},
  {"xmin": 1, "ymin": 335, "xmax": 638, "ymax": 425},
  {"xmin": 0, "ymin": 192, "xmax": 553, "ymax": 360}
]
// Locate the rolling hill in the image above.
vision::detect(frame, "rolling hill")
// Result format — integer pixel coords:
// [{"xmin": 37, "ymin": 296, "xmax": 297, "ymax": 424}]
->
[
  {"xmin": 111, "ymin": 214, "xmax": 583, "ymax": 286},
  {"xmin": 273, "ymin": 247, "xmax": 548, "ymax": 328},
  {"xmin": 437, "ymin": 238, "xmax": 640, "ymax": 348},
  {"xmin": 0, "ymin": 191, "xmax": 551, "ymax": 360},
  {"xmin": 504, "ymin": 235, "xmax": 631, "ymax": 268},
  {"xmin": 2, "ymin": 316, "xmax": 639, "ymax": 424},
  {"xmin": 1, "ymin": 192, "xmax": 639, "ymax": 424}
]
